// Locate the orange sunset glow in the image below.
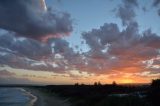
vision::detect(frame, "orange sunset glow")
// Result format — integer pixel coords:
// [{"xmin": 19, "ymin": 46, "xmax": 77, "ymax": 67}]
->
[
  {"xmin": 0, "ymin": 0, "xmax": 160, "ymax": 85},
  {"xmin": 1, "ymin": 1, "xmax": 160, "ymax": 106}
]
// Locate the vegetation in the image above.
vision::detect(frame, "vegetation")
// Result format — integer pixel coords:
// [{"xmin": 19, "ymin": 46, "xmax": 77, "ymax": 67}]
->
[
  {"xmin": 28, "ymin": 81, "xmax": 152, "ymax": 106},
  {"xmin": 7, "ymin": 79, "xmax": 159, "ymax": 106},
  {"xmin": 147, "ymin": 79, "xmax": 160, "ymax": 106}
]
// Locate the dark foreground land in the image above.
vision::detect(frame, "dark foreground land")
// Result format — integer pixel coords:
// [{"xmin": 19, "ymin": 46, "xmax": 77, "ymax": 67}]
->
[{"xmin": 0, "ymin": 79, "xmax": 160, "ymax": 106}]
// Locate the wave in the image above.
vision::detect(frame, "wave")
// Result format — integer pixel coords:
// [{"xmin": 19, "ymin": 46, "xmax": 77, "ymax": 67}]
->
[
  {"xmin": 18, "ymin": 88, "xmax": 38, "ymax": 106},
  {"xmin": 0, "ymin": 87, "xmax": 37, "ymax": 106}
]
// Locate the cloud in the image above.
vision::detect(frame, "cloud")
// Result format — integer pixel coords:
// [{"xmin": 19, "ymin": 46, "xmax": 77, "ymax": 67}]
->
[
  {"xmin": 0, "ymin": 76, "xmax": 36, "ymax": 84},
  {"xmin": 153, "ymin": 58, "xmax": 160, "ymax": 65},
  {"xmin": 153, "ymin": 0, "xmax": 160, "ymax": 7},
  {"xmin": 1, "ymin": 22, "xmax": 156, "ymax": 76},
  {"xmin": 0, "ymin": 70, "xmax": 33, "ymax": 84},
  {"xmin": 48, "ymin": 38, "xmax": 82, "ymax": 68},
  {"xmin": 116, "ymin": 0, "xmax": 138, "ymax": 25},
  {"xmin": 141, "ymin": 29, "xmax": 160, "ymax": 48},
  {"xmin": 49, "ymin": 38, "xmax": 73, "ymax": 54},
  {"xmin": 81, "ymin": 21, "xmax": 160, "ymax": 74},
  {"xmin": 0, "ymin": 69, "xmax": 15, "ymax": 77},
  {"xmin": 0, "ymin": 30, "xmax": 79, "ymax": 73},
  {"xmin": 124, "ymin": 0, "xmax": 138, "ymax": 6},
  {"xmin": 144, "ymin": 57, "xmax": 160, "ymax": 74},
  {"xmin": 0, "ymin": 0, "xmax": 160, "ymax": 82},
  {"xmin": 0, "ymin": 30, "xmax": 52, "ymax": 71},
  {"xmin": 0, "ymin": 31, "xmax": 52, "ymax": 60},
  {"xmin": 22, "ymin": 74, "xmax": 46, "ymax": 78},
  {"xmin": 152, "ymin": 0, "xmax": 160, "ymax": 16},
  {"xmin": 0, "ymin": 0, "xmax": 73, "ymax": 41},
  {"xmin": 0, "ymin": 0, "xmax": 74, "ymax": 73},
  {"xmin": 158, "ymin": 9, "xmax": 160, "ymax": 16}
]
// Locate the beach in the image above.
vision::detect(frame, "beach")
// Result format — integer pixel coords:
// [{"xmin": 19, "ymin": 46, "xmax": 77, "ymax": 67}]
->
[
  {"xmin": 24, "ymin": 88, "xmax": 70, "ymax": 106},
  {"xmin": 0, "ymin": 87, "xmax": 33, "ymax": 106}
]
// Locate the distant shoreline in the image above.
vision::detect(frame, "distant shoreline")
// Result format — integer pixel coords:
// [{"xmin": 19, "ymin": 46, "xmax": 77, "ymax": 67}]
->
[
  {"xmin": 23, "ymin": 87, "xmax": 70, "ymax": 106},
  {"xmin": 18, "ymin": 88, "xmax": 38, "ymax": 106},
  {"xmin": 0, "ymin": 82, "xmax": 158, "ymax": 106}
]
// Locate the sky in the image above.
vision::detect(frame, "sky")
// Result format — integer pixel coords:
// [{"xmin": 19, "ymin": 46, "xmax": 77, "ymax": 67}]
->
[{"xmin": 0, "ymin": 0, "xmax": 160, "ymax": 85}]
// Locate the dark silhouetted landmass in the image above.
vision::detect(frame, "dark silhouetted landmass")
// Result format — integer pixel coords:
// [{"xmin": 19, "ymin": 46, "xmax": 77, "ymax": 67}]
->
[
  {"xmin": 1, "ymin": 79, "xmax": 160, "ymax": 106},
  {"xmin": 148, "ymin": 79, "xmax": 160, "ymax": 106}
]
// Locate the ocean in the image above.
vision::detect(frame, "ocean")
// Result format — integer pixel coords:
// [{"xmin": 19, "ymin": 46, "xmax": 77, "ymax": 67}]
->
[{"xmin": 0, "ymin": 87, "xmax": 37, "ymax": 106}]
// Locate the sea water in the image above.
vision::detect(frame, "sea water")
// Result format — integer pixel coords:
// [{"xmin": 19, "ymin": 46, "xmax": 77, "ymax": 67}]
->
[{"xmin": 0, "ymin": 87, "xmax": 36, "ymax": 106}]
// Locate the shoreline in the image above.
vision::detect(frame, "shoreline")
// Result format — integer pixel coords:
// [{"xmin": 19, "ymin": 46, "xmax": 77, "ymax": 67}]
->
[
  {"xmin": 18, "ymin": 88, "xmax": 38, "ymax": 106},
  {"xmin": 23, "ymin": 87, "xmax": 70, "ymax": 106}
]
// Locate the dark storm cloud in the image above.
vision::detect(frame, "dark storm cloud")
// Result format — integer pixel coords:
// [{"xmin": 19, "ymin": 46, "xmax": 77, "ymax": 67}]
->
[{"xmin": 0, "ymin": 0, "xmax": 73, "ymax": 40}]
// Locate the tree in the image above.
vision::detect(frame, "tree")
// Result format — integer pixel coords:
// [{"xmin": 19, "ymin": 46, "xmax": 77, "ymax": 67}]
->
[
  {"xmin": 148, "ymin": 79, "xmax": 160, "ymax": 106},
  {"xmin": 75, "ymin": 82, "xmax": 79, "ymax": 86},
  {"xmin": 98, "ymin": 81, "xmax": 102, "ymax": 86},
  {"xmin": 94, "ymin": 82, "xmax": 98, "ymax": 86},
  {"xmin": 112, "ymin": 81, "xmax": 117, "ymax": 86}
]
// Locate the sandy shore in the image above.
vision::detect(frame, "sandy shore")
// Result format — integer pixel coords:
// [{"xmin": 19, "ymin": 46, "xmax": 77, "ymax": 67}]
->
[{"xmin": 24, "ymin": 88, "xmax": 70, "ymax": 106}]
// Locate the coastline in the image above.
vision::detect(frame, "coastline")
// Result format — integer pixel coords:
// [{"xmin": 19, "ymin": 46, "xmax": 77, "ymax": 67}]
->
[
  {"xmin": 18, "ymin": 88, "xmax": 38, "ymax": 106},
  {"xmin": 23, "ymin": 87, "xmax": 70, "ymax": 106}
]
